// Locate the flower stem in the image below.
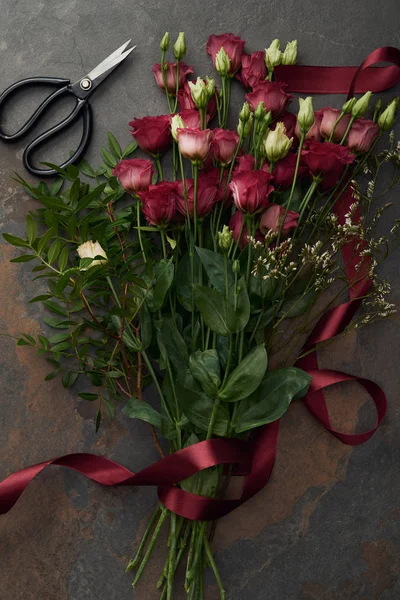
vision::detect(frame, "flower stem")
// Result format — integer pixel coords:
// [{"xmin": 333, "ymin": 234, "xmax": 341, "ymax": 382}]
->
[
  {"xmin": 203, "ymin": 535, "xmax": 225, "ymax": 599},
  {"xmin": 132, "ymin": 506, "xmax": 168, "ymax": 588},
  {"xmin": 166, "ymin": 512, "xmax": 177, "ymax": 600},
  {"xmin": 126, "ymin": 504, "xmax": 161, "ymax": 570},
  {"xmin": 135, "ymin": 195, "xmax": 147, "ymax": 262},
  {"xmin": 277, "ymin": 132, "xmax": 305, "ymax": 246},
  {"xmin": 155, "ymin": 155, "xmax": 164, "ymax": 180},
  {"xmin": 328, "ymin": 111, "xmax": 345, "ymax": 142},
  {"xmin": 193, "ymin": 162, "xmax": 199, "ymax": 245},
  {"xmin": 340, "ymin": 115, "xmax": 355, "ymax": 145}
]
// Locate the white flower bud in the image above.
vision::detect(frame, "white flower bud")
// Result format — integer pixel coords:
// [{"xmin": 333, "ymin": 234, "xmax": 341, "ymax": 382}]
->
[
  {"xmin": 160, "ymin": 32, "xmax": 170, "ymax": 52},
  {"xmin": 342, "ymin": 97, "xmax": 356, "ymax": 114},
  {"xmin": 281, "ymin": 40, "xmax": 298, "ymax": 65},
  {"xmin": 77, "ymin": 241, "xmax": 107, "ymax": 269},
  {"xmin": 263, "ymin": 122, "xmax": 293, "ymax": 163},
  {"xmin": 188, "ymin": 77, "xmax": 209, "ymax": 109},
  {"xmin": 297, "ymin": 97, "xmax": 315, "ymax": 134},
  {"xmin": 171, "ymin": 114, "xmax": 185, "ymax": 142},
  {"xmin": 215, "ymin": 47, "xmax": 231, "ymax": 77},
  {"xmin": 265, "ymin": 39, "xmax": 282, "ymax": 70},
  {"xmin": 237, "ymin": 112, "xmax": 253, "ymax": 138},
  {"xmin": 352, "ymin": 91, "xmax": 373, "ymax": 118},
  {"xmin": 173, "ymin": 32, "xmax": 186, "ymax": 60},
  {"xmin": 378, "ymin": 98, "xmax": 398, "ymax": 131}
]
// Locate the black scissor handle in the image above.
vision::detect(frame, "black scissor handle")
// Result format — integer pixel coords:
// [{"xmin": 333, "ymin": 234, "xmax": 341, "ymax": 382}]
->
[
  {"xmin": 0, "ymin": 77, "xmax": 71, "ymax": 141},
  {"xmin": 23, "ymin": 99, "xmax": 92, "ymax": 177}
]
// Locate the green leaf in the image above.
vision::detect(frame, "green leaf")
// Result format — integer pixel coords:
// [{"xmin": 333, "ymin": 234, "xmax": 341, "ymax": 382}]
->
[
  {"xmin": 50, "ymin": 177, "xmax": 64, "ymax": 196},
  {"xmin": 218, "ymin": 345, "xmax": 268, "ymax": 403},
  {"xmin": 37, "ymin": 197, "xmax": 70, "ymax": 211},
  {"xmin": 194, "ymin": 285, "xmax": 236, "ymax": 337},
  {"xmin": 78, "ymin": 159, "xmax": 97, "ymax": 178},
  {"xmin": 280, "ymin": 289, "xmax": 318, "ymax": 318},
  {"xmin": 45, "ymin": 370, "xmax": 59, "ymax": 381},
  {"xmin": 122, "ymin": 397, "xmax": 164, "ymax": 429},
  {"xmin": 38, "ymin": 227, "xmax": 57, "ymax": 255},
  {"xmin": 234, "ymin": 277, "xmax": 250, "ymax": 333},
  {"xmin": 78, "ymin": 392, "xmax": 99, "ymax": 401},
  {"xmin": 189, "ymin": 349, "xmax": 221, "ymax": 397},
  {"xmin": 195, "ymin": 246, "xmax": 234, "ymax": 293},
  {"xmin": 69, "ymin": 178, "xmax": 81, "ymax": 204},
  {"xmin": 49, "ymin": 332, "xmax": 71, "ymax": 344},
  {"xmin": 121, "ymin": 140, "xmax": 138, "ymax": 158},
  {"xmin": 95, "ymin": 409, "xmax": 102, "ymax": 432},
  {"xmin": 10, "ymin": 254, "xmax": 36, "ymax": 263},
  {"xmin": 43, "ymin": 317, "xmax": 76, "ymax": 329},
  {"xmin": 29, "ymin": 294, "xmax": 52, "ymax": 303},
  {"xmin": 139, "ymin": 303, "xmax": 152, "ymax": 351},
  {"xmin": 47, "ymin": 239, "xmax": 62, "ymax": 264},
  {"xmin": 160, "ymin": 318, "xmax": 189, "ymax": 372},
  {"xmin": 107, "ymin": 132, "xmax": 122, "ymax": 158},
  {"xmin": 101, "ymin": 147, "xmax": 117, "ymax": 168},
  {"xmin": 43, "ymin": 300, "xmax": 68, "ymax": 316},
  {"xmin": 175, "ymin": 371, "xmax": 229, "ymax": 436},
  {"xmin": 151, "ymin": 259, "xmax": 174, "ymax": 312},
  {"xmin": 51, "ymin": 341, "xmax": 71, "ymax": 352},
  {"xmin": 58, "ymin": 246, "xmax": 69, "ymax": 272},
  {"xmin": 234, "ymin": 367, "xmax": 312, "ymax": 433},
  {"xmin": 3, "ymin": 233, "xmax": 29, "ymax": 248},
  {"xmin": 26, "ymin": 214, "xmax": 37, "ymax": 244},
  {"xmin": 62, "ymin": 371, "xmax": 78, "ymax": 388},
  {"xmin": 111, "ymin": 315, "xmax": 141, "ymax": 352}
]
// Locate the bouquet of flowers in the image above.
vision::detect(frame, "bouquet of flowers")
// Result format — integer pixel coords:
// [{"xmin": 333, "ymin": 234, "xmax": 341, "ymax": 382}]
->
[{"xmin": 3, "ymin": 32, "xmax": 400, "ymax": 599}]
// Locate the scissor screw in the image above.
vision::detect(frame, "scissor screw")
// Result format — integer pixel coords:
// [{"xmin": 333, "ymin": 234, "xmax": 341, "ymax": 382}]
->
[{"xmin": 80, "ymin": 78, "xmax": 92, "ymax": 90}]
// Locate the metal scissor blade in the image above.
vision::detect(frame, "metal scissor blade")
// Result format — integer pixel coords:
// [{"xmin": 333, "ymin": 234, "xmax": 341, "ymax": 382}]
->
[{"xmin": 86, "ymin": 41, "xmax": 136, "ymax": 83}]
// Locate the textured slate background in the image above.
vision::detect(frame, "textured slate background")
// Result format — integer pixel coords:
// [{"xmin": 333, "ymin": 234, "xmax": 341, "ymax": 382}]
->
[{"xmin": 1, "ymin": 1, "xmax": 400, "ymax": 598}]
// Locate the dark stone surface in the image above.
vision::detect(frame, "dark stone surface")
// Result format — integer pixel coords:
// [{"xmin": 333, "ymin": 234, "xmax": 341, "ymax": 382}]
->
[{"xmin": 0, "ymin": 1, "xmax": 400, "ymax": 598}]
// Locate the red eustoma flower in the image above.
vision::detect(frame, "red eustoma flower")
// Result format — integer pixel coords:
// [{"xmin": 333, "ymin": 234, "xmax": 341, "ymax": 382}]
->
[
  {"xmin": 206, "ymin": 33, "xmax": 245, "ymax": 75},
  {"xmin": 176, "ymin": 170, "xmax": 219, "ymax": 218},
  {"xmin": 152, "ymin": 62, "xmax": 194, "ymax": 94},
  {"xmin": 270, "ymin": 152, "xmax": 308, "ymax": 189},
  {"xmin": 295, "ymin": 110, "xmax": 324, "ymax": 141},
  {"xmin": 245, "ymin": 81, "xmax": 292, "ymax": 119},
  {"xmin": 177, "ymin": 128, "xmax": 211, "ymax": 162},
  {"xmin": 229, "ymin": 170, "xmax": 274, "ymax": 214},
  {"xmin": 302, "ymin": 140, "xmax": 355, "ymax": 190},
  {"xmin": 211, "ymin": 128, "xmax": 239, "ymax": 165},
  {"xmin": 234, "ymin": 154, "xmax": 257, "ymax": 172},
  {"xmin": 112, "ymin": 159, "xmax": 154, "ymax": 193},
  {"xmin": 138, "ymin": 181, "xmax": 178, "ymax": 226},
  {"xmin": 319, "ymin": 107, "xmax": 351, "ymax": 142},
  {"xmin": 347, "ymin": 118, "xmax": 379, "ymax": 153},
  {"xmin": 129, "ymin": 115, "xmax": 172, "ymax": 156},
  {"xmin": 177, "ymin": 82, "xmax": 218, "ymax": 119},
  {"xmin": 178, "ymin": 109, "xmax": 202, "ymax": 129},
  {"xmin": 229, "ymin": 211, "xmax": 263, "ymax": 248},
  {"xmin": 260, "ymin": 203, "xmax": 299, "ymax": 236},
  {"xmin": 237, "ymin": 51, "xmax": 267, "ymax": 89}
]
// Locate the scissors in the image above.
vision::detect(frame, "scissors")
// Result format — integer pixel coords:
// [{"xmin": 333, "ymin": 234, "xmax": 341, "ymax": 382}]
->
[{"xmin": 0, "ymin": 40, "xmax": 136, "ymax": 177}]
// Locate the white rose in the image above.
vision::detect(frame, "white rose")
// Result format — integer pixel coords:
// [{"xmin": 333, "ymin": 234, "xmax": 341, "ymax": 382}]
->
[{"xmin": 77, "ymin": 240, "xmax": 107, "ymax": 268}]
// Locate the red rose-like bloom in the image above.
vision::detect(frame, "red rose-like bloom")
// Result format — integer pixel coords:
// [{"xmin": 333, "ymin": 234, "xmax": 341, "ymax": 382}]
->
[
  {"xmin": 177, "ymin": 81, "xmax": 218, "ymax": 120},
  {"xmin": 271, "ymin": 152, "xmax": 308, "ymax": 190},
  {"xmin": 206, "ymin": 33, "xmax": 245, "ymax": 75},
  {"xmin": 112, "ymin": 158, "xmax": 154, "ymax": 193},
  {"xmin": 211, "ymin": 128, "xmax": 239, "ymax": 165},
  {"xmin": 347, "ymin": 118, "xmax": 379, "ymax": 154},
  {"xmin": 177, "ymin": 128, "xmax": 211, "ymax": 162},
  {"xmin": 229, "ymin": 170, "xmax": 274, "ymax": 214},
  {"xmin": 138, "ymin": 181, "xmax": 178, "ymax": 226},
  {"xmin": 319, "ymin": 107, "xmax": 351, "ymax": 142},
  {"xmin": 260, "ymin": 203, "xmax": 299, "ymax": 236},
  {"xmin": 245, "ymin": 81, "xmax": 292, "ymax": 119},
  {"xmin": 295, "ymin": 110, "xmax": 324, "ymax": 141},
  {"xmin": 234, "ymin": 154, "xmax": 256, "ymax": 172},
  {"xmin": 237, "ymin": 51, "xmax": 267, "ymax": 89},
  {"xmin": 129, "ymin": 115, "xmax": 172, "ymax": 155},
  {"xmin": 302, "ymin": 140, "xmax": 354, "ymax": 190},
  {"xmin": 152, "ymin": 62, "xmax": 194, "ymax": 95},
  {"xmin": 271, "ymin": 111, "xmax": 297, "ymax": 140},
  {"xmin": 176, "ymin": 170, "xmax": 219, "ymax": 218},
  {"xmin": 229, "ymin": 211, "xmax": 263, "ymax": 248},
  {"xmin": 178, "ymin": 109, "xmax": 202, "ymax": 129}
]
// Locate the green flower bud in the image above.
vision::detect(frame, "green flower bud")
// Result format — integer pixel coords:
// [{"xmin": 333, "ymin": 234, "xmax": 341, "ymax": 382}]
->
[
  {"xmin": 188, "ymin": 77, "xmax": 208, "ymax": 109},
  {"xmin": 265, "ymin": 39, "xmax": 282, "ymax": 70},
  {"xmin": 239, "ymin": 102, "xmax": 251, "ymax": 122},
  {"xmin": 258, "ymin": 111, "xmax": 272, "ymax": 138},
  {"xmin": 254, "ymin": 101, "xmax": 267, "ymax": 120},
  {"xmin": 205, "ymin": 76, "xmax": 216, "ymax": 98},
  {"xmin": 173, "ymin": 32, "xmax": 186, "ymax": 60},
  {"xmin": 215, "ymin": 47, "xmax": 231, "ymax": 77},
  {"xmin": 378, "ymin": 98, "xmax": 398, "ymax": 131},
  {"xmin": 281, "ymin": 40, "xmax": 298, "ymax": 65},
  {"xmin": 342, "ymin": 97, "xmax": 356, "ymax": 114},
  {"xmin": 218, "ymin": 225, "xmax": 233, "ymax": 253},
  {"xmin": 171, "ymin": 114, "xmax": 185, "ymax": 142},
  {"xmin": 351, "ymin": 91, "xmax": 373, "ymax": 118},
  {"xmin": 233, "ymin": 259, "xmax": 240, "ymax": 274},
  {"xmin": 160, "ymin": 32, "xmax": 170, "ymax": 52},
  {"xmin": 297, "ymin": 97, "xmax": 315, "ymax": 134},
  {"xmin": 238, "ymin": 112, "xmax": 253, "ymax": 138},
  {"xmin": 263, "ymin": 122, "xmax": 293, "ymax": 163}
]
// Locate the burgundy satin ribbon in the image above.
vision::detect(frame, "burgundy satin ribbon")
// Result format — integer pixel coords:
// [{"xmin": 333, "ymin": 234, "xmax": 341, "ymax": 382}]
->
[{"xmin": 0, "ymin": 46, "xmax": 397, "ymax": 521}]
